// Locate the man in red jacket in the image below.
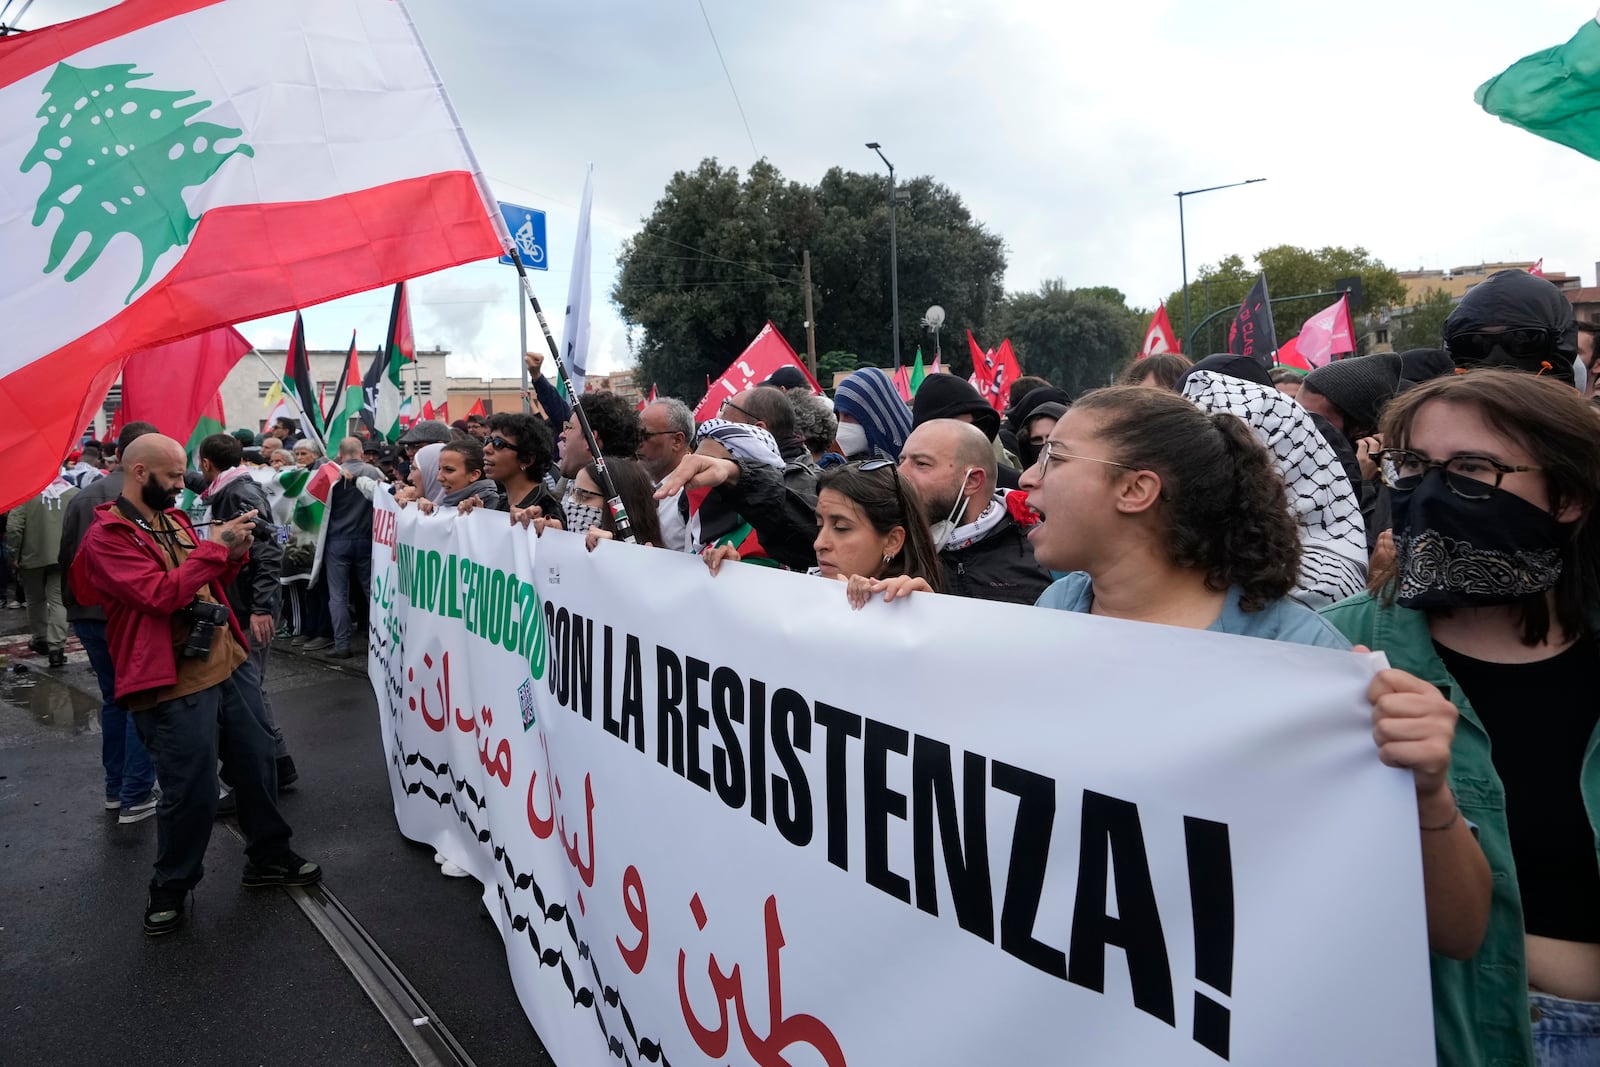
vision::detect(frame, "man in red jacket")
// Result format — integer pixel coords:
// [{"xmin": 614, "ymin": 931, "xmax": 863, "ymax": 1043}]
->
[{"xmin": 74, "ymin": 435, "xmax": 320, "ymax": 936}]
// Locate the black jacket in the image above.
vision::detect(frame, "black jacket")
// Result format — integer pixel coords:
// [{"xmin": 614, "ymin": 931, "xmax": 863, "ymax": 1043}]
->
[
  {"xmin": 208, "ymin": 474, "xmax": 283, "ymax": 621},
  {"xmin": 721, "ymin": 458, "xmax": 821, "ymax": 571},
  {"xmin": 939, "ymin": 512, "xmax": 1050, "ymax": 606},
  {"xmin": 59, "ymin": 472, "xmax": 124, "ymax": 621}
]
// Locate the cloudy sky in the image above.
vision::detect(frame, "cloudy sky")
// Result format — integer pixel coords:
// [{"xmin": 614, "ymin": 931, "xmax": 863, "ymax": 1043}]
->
[{"xmin": 27, "ymin": 0, "xmax": 1600, "ymax": 383}]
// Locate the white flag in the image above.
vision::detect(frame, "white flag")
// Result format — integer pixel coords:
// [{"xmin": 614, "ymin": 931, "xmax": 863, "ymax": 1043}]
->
[{"xmin": 562, "ymin": 164, "xmax": 594, "ymax": 396}]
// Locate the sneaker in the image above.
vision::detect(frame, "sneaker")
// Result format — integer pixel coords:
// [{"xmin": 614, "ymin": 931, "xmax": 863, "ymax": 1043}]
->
[
  {"xmin": 48, "ymin": 649, "xmax": 66, "ymax": 669},
  {"xmin": 440, "ymin": 861, "xmax": 470, "ymax": 878},
  {"xmin": 144, "ymin": 885, "xmax": 187, "ymax": 936},
  {"xmin": 119, "ymin": 792, "xmax": 159, "ymax": 824},
  {"xmin": 274, "ymin": 626, "xmax": 293, "ymax": 640},
  {"xmin": 328, "ymin": 647, "xmax": 353, "ymax": 660},
  {"xmin": 242, "ymin": 851, "xmax": 322, "ymax": 888},
  {"xmin": 303, "ymin": 637, "xmax": 334, "ymax": 652},
  {"xmin": 104, "ymin": 797, "xmax": 122, "ymax": 812},
  {"xmin": 214, "ymin": 788, "xmax": 237, "ymax": 818},
  {"xmin": 28, "ymin": 637, "xmax": 47, "ymax": 656},
  {"xmin": 433, "ymin": 852, "xmax": 446, "ymax": 865},
  {"xmin": 276, "ymin": 755, "xmax": 299, "ymax": 792},
  {"xmin": 290, "ymin": 634, "xmax": 306, "ymax": 647},
  {"xmin": 4, "ymin": 600, "xmax": 21, "ymax": 610}
]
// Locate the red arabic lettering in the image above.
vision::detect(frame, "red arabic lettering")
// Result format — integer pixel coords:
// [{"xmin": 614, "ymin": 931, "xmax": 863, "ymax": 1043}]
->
[
  {"xmin": 617, "ymin": 864, "xmax": 649, "ymax": 975},
  {"xmin": 558, "ymin": 773, "xmax": 596, "ymax": 888},
  {"xmin": 526, "ymin": 729, "xmax": 556, "ymax": 840},
  {"xmin": 406, "ymin": 651, "xmax": 449, "ymax": 732},
  {"xmin": 677, "ymin": 892, "xmax": 847, "ymax": 1067}
]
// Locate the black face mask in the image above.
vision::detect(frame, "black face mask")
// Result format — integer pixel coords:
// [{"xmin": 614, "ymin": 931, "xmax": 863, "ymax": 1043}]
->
[
  {"xmin": 140, "ymin": 477, "xmax": 180, "ymax": 513},
  {"xmin": 1390, "ymin": 469, "xmax": 1568, "ymax": 609}
]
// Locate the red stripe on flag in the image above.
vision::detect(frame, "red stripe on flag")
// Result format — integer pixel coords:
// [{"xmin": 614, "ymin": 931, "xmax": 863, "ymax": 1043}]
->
[
  {"xmin": 0, "ymin": 0, "xmax": 226, "ymax": 89},
  {"xmin": 1, "ymin": 171, "xmax": 500, "ymax": 512}
]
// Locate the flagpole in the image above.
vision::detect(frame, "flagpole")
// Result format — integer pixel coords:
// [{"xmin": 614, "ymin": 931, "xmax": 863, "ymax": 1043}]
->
[
  {"xmin": 251, "ymin": 348, "xmax": 328, "ymax": 455},
  {"xmin": 504, "ymin": 248, "xmax": 637, "ymax": 544}
]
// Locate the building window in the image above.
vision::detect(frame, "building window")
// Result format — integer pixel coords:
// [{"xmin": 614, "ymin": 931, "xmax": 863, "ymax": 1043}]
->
[
  {"xmin": 417, "ymin": 379, "xmax": 432, "ymax": 397},
  {"xmin": 1376, "ymin": 329, "xmax": 1389, "ymax": 343},
  {"xmin": 258, "ymin": 380, "xmax": 274, "ymax": 398}
]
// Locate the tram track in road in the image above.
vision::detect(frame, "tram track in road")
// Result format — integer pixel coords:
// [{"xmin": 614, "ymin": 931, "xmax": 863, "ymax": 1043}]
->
[{"xmin": 220, "ymin": 816, "xmax": 479, "ymax": 1067}]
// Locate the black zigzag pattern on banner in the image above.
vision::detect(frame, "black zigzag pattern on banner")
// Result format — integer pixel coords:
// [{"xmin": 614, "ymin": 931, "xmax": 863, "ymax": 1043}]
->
[{"xmin": 388, "ymin": 727, "xmax": 673, "ymax": 1066}]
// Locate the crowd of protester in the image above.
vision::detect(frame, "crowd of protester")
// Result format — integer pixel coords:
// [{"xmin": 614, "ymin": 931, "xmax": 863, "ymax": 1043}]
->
[{"xmin": 7, "ymin": 266, "xmax": 1598, "ymax": 1063}]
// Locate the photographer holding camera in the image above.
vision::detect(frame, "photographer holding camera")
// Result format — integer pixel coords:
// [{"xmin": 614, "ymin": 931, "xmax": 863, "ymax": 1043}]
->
[{"xmin": 73, "ymin": 434, "xmax": 319, "ymax": 937}]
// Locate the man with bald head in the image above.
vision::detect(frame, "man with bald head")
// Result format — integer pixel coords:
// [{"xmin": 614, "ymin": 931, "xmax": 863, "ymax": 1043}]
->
[
  {"xmin": 75, "ymin": 434, "xmax": 319, "ymax": 936},
  {"xmin": 897, "ymin": 419, "xmax": 1050, "ymax": 605}
]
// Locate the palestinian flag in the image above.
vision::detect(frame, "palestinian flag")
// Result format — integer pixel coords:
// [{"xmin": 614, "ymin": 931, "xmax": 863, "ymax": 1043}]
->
[
  {"xmin": 178, "ymin": 392, "xmax": 227, "ymax": 518},
  {"xmin": 283, "ymin": 313, "xmax": 324, "ymax": 441},
  {"xmin": 363, "ymin": 282, "xmax": 413, "ymax": 442},
  {"xmin": 0, "ymin": 0, "xmax": 507, "ymax": 513},
  {"xmin": 325, "ymin": 330, "xmax": 362, "ymax": 437},
  {"xmin": 260, "ymin": 460, "xmax": 340, "ymax": 582}
]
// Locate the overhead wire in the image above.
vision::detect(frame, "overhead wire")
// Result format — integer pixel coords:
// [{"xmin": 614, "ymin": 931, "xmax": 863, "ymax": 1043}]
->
[{"xmin": 695, "ymin": 0, "xmax": 758, "ymax": 159}]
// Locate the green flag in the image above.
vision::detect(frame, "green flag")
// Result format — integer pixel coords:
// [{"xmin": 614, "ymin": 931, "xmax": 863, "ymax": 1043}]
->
[
  {"xmin": 909, "ymin": 346, "xmax": 927, "ymax": 397},
  {"xmin": 1477, "ymin": 17, "xmax": 1600, "ymax": 161},
  {"xmin": 178, "ymin": 393, "xmax": 227, "ymax": 519}
]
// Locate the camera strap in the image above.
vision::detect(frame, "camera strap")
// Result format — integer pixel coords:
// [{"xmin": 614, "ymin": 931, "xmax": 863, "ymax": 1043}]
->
[{"xmin": 115, "ymin": 497, "xmax": 190, "ymax": 570}]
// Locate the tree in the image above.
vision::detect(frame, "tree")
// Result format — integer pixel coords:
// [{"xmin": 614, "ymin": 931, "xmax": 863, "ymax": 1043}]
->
[
  {"xmin": 816, "ymin": 349, "xmax": 861, "ymax": 386},
  {"xmin": 1163, "ymin": 246, "xmax": 1406, "ymax": 356},
  {"xmin": 1389, "ymin": 287, "xmax": 1457, "ymax": 352},
  {"xmin": 992, "ymin": 281, "xmax": 1143, "ymax": 400},
  {"xmin": 612, "ymin": 159, "xmax": 1006, "ymax": 401}
]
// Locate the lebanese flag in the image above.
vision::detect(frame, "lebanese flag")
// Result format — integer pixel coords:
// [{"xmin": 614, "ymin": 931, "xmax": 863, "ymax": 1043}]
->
[
  {"xmin": 1276, "ymin": 295, "xmax": 1355, "ymax": 372},
  {"xmin": 1140, "ymin": 303, "xmax": 1180, "ymax": 357},
  {"xmin": 693, "ymin": 321, "xmax": 821, "ymax": 422},
  {"xmin": 117, "ymin": 324, "xmax": 252, "ymax": 441},
  {"xmin": 0, "ymin": 0, "xmax": 506, "ymax": 512}
]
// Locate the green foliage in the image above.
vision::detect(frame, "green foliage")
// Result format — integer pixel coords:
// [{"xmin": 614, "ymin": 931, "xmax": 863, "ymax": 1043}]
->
[
  {"xmin": 22, "ymin": 61, "xmax": 253, "ymax": 301},
  {"xmin": 816, "ymin": 349, "xmax": 861, "ymax": 382},
  {"xmin": 992, "ymin": 279, "xmax": 1143, "ymax": 400},
  {"xmin": 612, "ymin": 159, "xmax": 1006, "ymax": 401},
  {"xmin": 1163, "ymin": 246, "xmax": 1406, "ymax": 355},
  {"xmin": 1389, "ymin": 287, "xmax": 1457, "ymax": 352}
]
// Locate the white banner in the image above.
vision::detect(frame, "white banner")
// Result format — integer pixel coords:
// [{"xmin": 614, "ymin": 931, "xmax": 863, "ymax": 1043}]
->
[{"xmin": 368, "ymin": 493, "xmax": 1434, "ymax": 1066}]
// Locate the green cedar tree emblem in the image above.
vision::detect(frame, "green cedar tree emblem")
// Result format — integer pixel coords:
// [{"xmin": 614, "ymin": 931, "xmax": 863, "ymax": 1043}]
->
[{"xmin": 21, "ymin": 61, "xmax": 254, "ymax": 302}]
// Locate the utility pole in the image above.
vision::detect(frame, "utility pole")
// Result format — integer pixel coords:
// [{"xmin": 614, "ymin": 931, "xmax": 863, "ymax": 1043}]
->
[{"xmin": 802, "ymin": 250, "xmax": 818, "ymax": 378}]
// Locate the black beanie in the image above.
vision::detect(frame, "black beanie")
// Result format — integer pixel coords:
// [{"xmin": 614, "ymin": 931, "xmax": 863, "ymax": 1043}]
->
[
  {"xmin": 911, "ymin": 374, "xmax": 1001, "ymax": 441},
  {"xmin": 1178, "ymin": 353, "xmax": 1274, "ymax": 391},
  {"xmin": 1303, "ymin": 353, "xmax": 1403, "ymax": 436}
]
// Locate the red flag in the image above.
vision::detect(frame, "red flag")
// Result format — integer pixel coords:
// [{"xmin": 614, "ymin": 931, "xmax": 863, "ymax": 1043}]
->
[
  {"xmin": 1140, "ymin": 303, "xmax": 1180, "ymax": 357},
  {"xmin": 636, "ymin": 384, "xmax": 659, "ymax": 413},
  {"xmin": 693, "ymin": 322, "xmax": 822, "ymax": 422},
  {"xmin": 1278, "ymin": 296, "xmax": 1354, "ymax": 372},
  {"xmin": 1530, "ymin": 258, "xmax": 1545, "ymax": 277},
  {"xmin": 467, "ymin": 398, "xmax": 487, "ymax": 419},
  {"xmin": 966, "ymin": 330, "xmax": 1022, "ymax": 411},
  {"xmin": 422, "ymin": 400, "xmax": 435, "ymax": 421},
  {"xmin": 892, "ymin": 364, "xmax": 913, "ymax": 402},
  {"xmin": 436, "ymin": 401, "xmax": 449, "ymax": 422},
  {"xmin": 118, "ymin": 326, "xmax": 254, "ymax": 441}
]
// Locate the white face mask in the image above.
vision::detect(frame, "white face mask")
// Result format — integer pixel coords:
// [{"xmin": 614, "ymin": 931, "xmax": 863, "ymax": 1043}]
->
[
  {"xmin": 928, "ymin": 468, "xmax": 978, "ymax": 550},
  {"xmin": 834, "ymin": 421, "xmax": 869, "ymax": 459}
]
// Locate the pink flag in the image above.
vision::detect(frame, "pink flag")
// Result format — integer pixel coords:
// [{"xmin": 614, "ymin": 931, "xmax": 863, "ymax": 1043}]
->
[
  {"xmin": 1530, "ymin": 258, "xmax": 1545, "ymax": 277},
  {"xmin": 1280, "ymin": 296, "xmax": 1355, "ymax": 371},
  {"xmin": 1140, "ymin": 303, "xmax": 1180, "ymax": 357},
  {"xmin": 693, "ymin": 322, "xmax": 821, "ymax": 422},
  {"xmin": 892, "ymin": 364, "xmax": 913, "ymax": 402}
]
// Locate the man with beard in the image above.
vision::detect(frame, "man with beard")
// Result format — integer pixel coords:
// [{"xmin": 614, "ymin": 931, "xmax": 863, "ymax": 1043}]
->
[
  {"xmin": 897, "ymin": 419, "xmax": 1050, "ymax": 606},
  {"xmin": 73, "ymin": 435, "xmax": 318, "ymax": 937}
]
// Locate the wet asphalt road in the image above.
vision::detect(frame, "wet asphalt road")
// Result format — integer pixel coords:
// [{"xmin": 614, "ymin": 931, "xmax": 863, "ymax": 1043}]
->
[{"xmin": 0, "ymin": 606, "xmax": 555, "ymax": 1067}]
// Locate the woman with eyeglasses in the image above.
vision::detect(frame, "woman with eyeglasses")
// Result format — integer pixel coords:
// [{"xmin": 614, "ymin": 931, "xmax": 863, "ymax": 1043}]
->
[
  {"xmin": 1022, "ymin": 385, "xmax": 1490, "ymax": 964},
  {"xmin": 1321, "ymin": 370, "xmax": 1600, "ymax": 1066},
  {"xmin": 703, "ymin": 460, "xmax": 944, "ymax": 606}
]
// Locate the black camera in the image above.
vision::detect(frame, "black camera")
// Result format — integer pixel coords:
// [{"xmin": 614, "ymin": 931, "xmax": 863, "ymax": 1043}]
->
[{"xmin": 179, "ymin": 598, "xmax": 231, "ymax": 658}]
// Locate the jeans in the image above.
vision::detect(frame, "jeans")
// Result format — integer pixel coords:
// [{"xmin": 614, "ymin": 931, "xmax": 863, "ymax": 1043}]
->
[
  {"xmin": 303, "ymin": 571, "xmax": 332, "ymax": 641},
  {"xmin": 325, "ymin": 537, "xmax": 371, "ymax": 651},
  {"xmin": 20, "ymin": 566, "xmax": 66, "ymax": 649},
  {"xmin": 74, "ymin": 620, "xmax": 157, "ymax": 805},
  {"xmin": 132, "ymin": 657, "xmax": 293, "ymax": 891},
  {"xmin": 1532, "ymin": 990, "xmax": 1600, "ymax": 1067}
]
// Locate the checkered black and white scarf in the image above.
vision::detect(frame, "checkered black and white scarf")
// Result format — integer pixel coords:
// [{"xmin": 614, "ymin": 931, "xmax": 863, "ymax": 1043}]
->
[{"xmin": 1182, "ymin": 370, "xmax": 1367, "ymax": 608}]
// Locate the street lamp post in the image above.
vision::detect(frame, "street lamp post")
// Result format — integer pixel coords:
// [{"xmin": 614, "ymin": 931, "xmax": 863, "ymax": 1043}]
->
[
  {"xmin": 1176, "ymin": 178, "xmax": 1266, "ymax": 345},
  {"xmin": 866, "ymin": 142, "xmax": 902, "ymax": 369}
]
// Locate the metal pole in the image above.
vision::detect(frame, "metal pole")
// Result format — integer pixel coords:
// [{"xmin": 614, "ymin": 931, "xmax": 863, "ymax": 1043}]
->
[
  {"xmin": 801, "ymin": 249, "xmax": 818, "ymax": 378},
  {"xmin": 887, "ymin": 163, "xmax": 900, "ymax": 370},
  {"xmin": 1179, "ymin": 193, "xmax": 1190, "ymax": 346},
  {"xmin": 504, "ymin": 247, "xmax": 636, "ymax": 543},
  {"xmin": 518, "ymin": 279, "xmax": 531, "ymax": 414}
]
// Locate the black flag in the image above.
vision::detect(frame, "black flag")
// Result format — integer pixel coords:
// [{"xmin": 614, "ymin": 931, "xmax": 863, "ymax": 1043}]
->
[{"xmin": 1227, "ymin": 274, "xmax": 1278, "ymax": 369}]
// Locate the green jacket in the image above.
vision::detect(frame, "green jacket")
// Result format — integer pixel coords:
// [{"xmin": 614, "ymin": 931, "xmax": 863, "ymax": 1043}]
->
[
  {"xmin": 5, "ymin": 481, "xmax": 78, "ymax": 570},
  {"xmin": 1321, "ymin": 592, "xmax": 1600, "ymax": 1067}
]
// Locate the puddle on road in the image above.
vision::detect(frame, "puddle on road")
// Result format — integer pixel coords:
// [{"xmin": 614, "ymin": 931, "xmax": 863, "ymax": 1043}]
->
[{"xmin": 0, "ymin": 662, "xmax": 100, "ymax": 735}]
